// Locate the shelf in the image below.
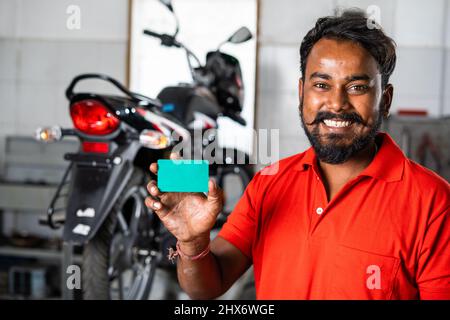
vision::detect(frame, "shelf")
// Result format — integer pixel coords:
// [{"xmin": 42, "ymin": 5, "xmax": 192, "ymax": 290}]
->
[
  {"xmin": 0, "ymin": 246, "xmax": 82, "ymax": 263},
  {"xmin": 0, "ymin": 294, "xmax": 62, "ymax": 300},
  {"xmin": 0, "ymin": 183, "xmax": 57, "ymax": 212}
]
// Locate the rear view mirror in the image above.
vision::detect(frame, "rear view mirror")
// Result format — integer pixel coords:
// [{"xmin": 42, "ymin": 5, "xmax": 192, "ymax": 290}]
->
[
  {"xmin": 158, "ymin": 0, "xmax": 179, "ymax": 37},
  {"xmin": 227, "ymin": 27, "xmax": 253, "ymax": 44},
  {"xmin": 159, "ymin": 0, "xmax": 174, "ymax": 12}
]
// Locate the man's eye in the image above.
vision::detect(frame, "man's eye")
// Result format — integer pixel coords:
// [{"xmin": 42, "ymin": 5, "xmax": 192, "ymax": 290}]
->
[
  {"xmin": 349, "ymin": 85, "xmax": 368, "ymax": 92},
  {"xmin": 314, "ymin": 83, "xmax": 329, "ymax": 89}
]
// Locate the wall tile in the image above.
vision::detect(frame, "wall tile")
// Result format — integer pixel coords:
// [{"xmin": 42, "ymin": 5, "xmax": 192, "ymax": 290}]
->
[
  {"xmin": 259, "ymin": 0, "xmax": 335, "ymax": 44},
  {"xmin": 96, "ymin": 42, "xmax": 128, "ymax": 82},
  {"xmin": 0, "ymin": 81, "xmax": 17, "ymax": 126},
  {"xmin": 335, "ymin": 0, "xmax": 396, "ymax": 36},
  {"xmin": 0, "ymin": 0, "xmax": 18, "ymax": 37},
  {"xmin": 444, "ymin": 96, "xmax": 450, "ymax": 116},
  {"xmin": 17, "ymin": 0, "xmax": 128, "ymax": 41},
  {"xmin": 17, "ymin": 82, "xmax": 57, "ymax": 129},
  {"xmin": 446, "ymin": 0, "xmax": 450, "ymax": 48},
  {"xmin": 258, "ymin": 44, "xmax": 300, "ymax": 94},
  {"xmin": 57, "ymin": 41, "xmax": 101, "ymax": 83},
  {"xmin": 444, "ymin": 47, "xmax": 450, "ymax": 115},
  {"xmin": 390, "ymin": 47, "xmax": 443, "ymax": 97},
  {"xmin": 257, "ymin": 91, "xmax": 304, "ymax": 138},
  {"xmin": 57, "ymin": 41, "xmax": 127, "ymax": 86},
  {"xmin": 54, "ymin": 83, "xmax": 72, "ymax": 127},
  {"xmin": 0, "ymin": 39, "xmax": 19, "ymax": 81},
  {"xmin": 394, "ymin": 0, "xmax": 445, "ymax": 47},
  {"xmin": 391, "ymin": 95, "xmax": 441, "ymax": 117},
  {"xmin": 18, "ymin": 40, "xmax": 60, "ymax": 83}
]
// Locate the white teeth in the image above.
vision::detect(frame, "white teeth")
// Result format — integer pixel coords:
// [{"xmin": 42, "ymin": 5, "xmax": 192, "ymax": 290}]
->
[{"xmin": 323, "ymin": 119, "xmax": 352, "ymax": 128}]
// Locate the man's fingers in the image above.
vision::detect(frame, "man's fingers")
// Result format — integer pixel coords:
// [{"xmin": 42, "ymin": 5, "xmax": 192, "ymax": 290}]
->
[
  {"xmin": 145, "ymin": 197, "xmax": 170, "ymax": 220},
  {"xmin": 147, "ymin": 180, "xmax": 163, "ymax": 198},
  {"xmin": 170, "ymin": 152, "xmax": 182, "ymax": 160},
  {"xmin": 145, "ymin": 196, "xmax": 160, "ymax": 210},
  {"xmin": 149, "ymin": 163, "xmax": 158, "ymax": 175},
  {"xmin": 207, "ymin": 178, "xmax": 223, "ymax": 210},
  {"xmin": 207, "ymin": 178, "xmax": 218, "ymax": 196}
]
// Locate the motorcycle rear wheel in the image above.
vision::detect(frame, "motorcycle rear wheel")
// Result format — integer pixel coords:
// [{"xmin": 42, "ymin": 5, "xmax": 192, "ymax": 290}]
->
[{"xmin": 82, "ymin": 168, "xmax": 157, "ymax": 300}]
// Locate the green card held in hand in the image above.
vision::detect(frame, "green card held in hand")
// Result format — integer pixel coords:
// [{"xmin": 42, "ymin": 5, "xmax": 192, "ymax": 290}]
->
[{"xmin": 157, "ymin": 159, "xmax": 209, "ymax": 193}]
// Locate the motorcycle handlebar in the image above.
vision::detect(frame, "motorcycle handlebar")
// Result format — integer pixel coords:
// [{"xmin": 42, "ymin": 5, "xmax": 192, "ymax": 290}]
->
[
  {"xmin": 144, "ymin": 29, "xmax": 203, "ymax": 84},
  {"xmin": 143, "ymin": 29, "xmax": 181, "ymax": 48},
  {"xmin": 143, "ymin": 29, "xmax": 163, "ymax": 40}
]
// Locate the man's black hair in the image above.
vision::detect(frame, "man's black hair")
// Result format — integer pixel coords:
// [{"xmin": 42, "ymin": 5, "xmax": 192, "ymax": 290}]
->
[{"xmin": 300, "ymin": 9, "xmax": 396, "ymax": 88}]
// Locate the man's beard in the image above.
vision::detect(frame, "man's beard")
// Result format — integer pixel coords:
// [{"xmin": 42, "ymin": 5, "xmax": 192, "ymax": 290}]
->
[{"xmin": 299, "ymin": 99, "xmax": 383, "ymax": 164}]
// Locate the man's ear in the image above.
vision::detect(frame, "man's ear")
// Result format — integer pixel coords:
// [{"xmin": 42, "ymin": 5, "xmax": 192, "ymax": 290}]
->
[
  {"xmin": 382, "ymin": 84, "xmax": 394, "ymax": 118},
  {"xmin": 298, "ymin": 78, "xmax": 304, "ymax": 105}
]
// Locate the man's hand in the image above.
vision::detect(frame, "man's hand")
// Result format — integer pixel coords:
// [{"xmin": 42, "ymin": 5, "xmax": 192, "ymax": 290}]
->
[
  {"xmin": 145, "ymin": 154, "xmax": 251, "ymax": 299},
  {"xmin": 145, "ymin": 153, "xmax": 224, "ymax": 255}
]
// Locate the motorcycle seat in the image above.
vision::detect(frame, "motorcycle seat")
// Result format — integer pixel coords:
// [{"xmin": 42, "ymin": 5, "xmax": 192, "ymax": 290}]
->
[{"xmin": 157, "ymin": 86, "xmax": 221, "ymax": 126}]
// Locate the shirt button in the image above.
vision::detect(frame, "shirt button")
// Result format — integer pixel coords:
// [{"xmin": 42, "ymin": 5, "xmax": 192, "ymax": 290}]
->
[{"xmin": 316, "ymin": 207, "xmax": 324, "ymax": 215}]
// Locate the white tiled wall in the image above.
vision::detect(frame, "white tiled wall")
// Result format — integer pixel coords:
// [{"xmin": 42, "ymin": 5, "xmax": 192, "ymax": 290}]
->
[
  {"xmin": 259, "ymin": 0, "xmax": 336, "ymax": 45},
  {"xmin": 390, "ymin": 47, "xmax": 444, "ymax": 115},
  {"xmin": 14, "ymin": 0, "xmax": 128, "ymax": 41},
  {"xmin": 445, "ymin": 51, "xmax": 450, "ymax": 115},
  {"xmin": 0, "ymin": 0, "xmax": 17, "ymax": 38},
  {"xmin": 256, "ymin": 0, "xmax": 450, "ymax": 162},
  {"xmin": 0, "ymin": 0, "xmax": 129, "ymax": 175},
  {"xmin": 394, "ymin": 0, "xmax": 446, "ymax": 47},
  {"xmin": 335, "ymin": 0, "xmax": 396, "ymax": 35},
  {"xmin": 444, "ymin": 0, "xmax": 450, "ymax": 116},
  {"xmin": 258, "ymin": 45, "xmax": 301, "ymax": 94},
  {"xmin": 1, "ymin": 0, "xmax": 449, "ymax": 169},
  {"xmin": 256, "ymin": 0, "xmax": 335, "ymax": 160}
]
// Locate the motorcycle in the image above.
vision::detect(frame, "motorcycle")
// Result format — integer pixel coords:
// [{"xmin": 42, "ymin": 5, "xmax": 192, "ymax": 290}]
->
[
  {"xmin": 142, "ymin": 0, "xmax": 255, "ymax": 225},
  {"xmin": 35, "ymin": 0, "xmax": 254, "ymax": 300}
]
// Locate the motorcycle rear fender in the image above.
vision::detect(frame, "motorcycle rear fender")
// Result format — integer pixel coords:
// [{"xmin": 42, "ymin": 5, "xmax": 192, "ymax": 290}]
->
[{"xmin": 63, "ymin": 143, "xmax": 141, "ymax": 244}]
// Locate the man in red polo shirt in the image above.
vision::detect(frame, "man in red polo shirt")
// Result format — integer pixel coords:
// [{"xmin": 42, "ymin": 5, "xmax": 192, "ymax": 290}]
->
[{"xmin": 145, "ymin": 10, "xmax": 449, "ymax": 299}]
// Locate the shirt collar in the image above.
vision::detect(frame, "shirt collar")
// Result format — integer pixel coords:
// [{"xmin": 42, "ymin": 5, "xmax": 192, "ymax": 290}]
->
[{"xmin": 295, "ymin": 132, "xmax": 405, "ymax": 182}]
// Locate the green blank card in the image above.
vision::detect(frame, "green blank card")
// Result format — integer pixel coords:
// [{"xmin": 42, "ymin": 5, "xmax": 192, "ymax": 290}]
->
[{"xmin": 157, "ymin": 159, "xmax": 209, "ymax": 192}]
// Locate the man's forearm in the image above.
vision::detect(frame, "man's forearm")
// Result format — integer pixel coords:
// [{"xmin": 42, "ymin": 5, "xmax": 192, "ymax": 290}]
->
[{"xmin": 176, "ymin": 237, "xmax": 224, "ymax": 299}]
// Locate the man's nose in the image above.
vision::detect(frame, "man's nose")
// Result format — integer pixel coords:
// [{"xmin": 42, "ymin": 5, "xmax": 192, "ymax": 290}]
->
[{"xmin": 326, "ymin": 87, "xmax": 349, "ymax": 112}]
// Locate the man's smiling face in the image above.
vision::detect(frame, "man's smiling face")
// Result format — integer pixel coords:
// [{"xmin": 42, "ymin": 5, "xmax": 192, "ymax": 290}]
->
[{"xmin": 299, "ymin": 38, "xmax": 392, "ymax": 164}]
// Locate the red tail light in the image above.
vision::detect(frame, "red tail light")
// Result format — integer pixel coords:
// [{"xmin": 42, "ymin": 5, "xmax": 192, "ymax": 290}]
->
[
  {"xmin": 82, "ymin": 141, "xmax": 109, "ymax": 153},
  {"xmin": 70, "ymin": 99, "xmax": 120, "ymax": 135}
]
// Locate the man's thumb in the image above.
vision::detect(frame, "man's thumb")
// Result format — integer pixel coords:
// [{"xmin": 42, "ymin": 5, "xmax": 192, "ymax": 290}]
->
[{"xmin": 207, "ymin": 178, "xmax": 222, "ymax": 208}]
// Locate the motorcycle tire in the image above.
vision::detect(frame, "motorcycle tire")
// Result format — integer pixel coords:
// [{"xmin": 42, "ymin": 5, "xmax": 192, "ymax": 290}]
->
[{"xmin": 82, "ymin": 168, "xmax": 155, "ymax": 300}]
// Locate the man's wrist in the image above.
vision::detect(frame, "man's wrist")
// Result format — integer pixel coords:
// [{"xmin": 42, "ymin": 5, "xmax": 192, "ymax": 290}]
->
[{"xmin": 178, "ymin": 236, "xmax": 210, "ymax": 256}]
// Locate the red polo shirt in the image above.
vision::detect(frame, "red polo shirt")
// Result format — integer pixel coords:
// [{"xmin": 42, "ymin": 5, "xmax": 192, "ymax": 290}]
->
[{"xmin": 218, "ymin": 133, "xmax": 449, "ymax": 299}]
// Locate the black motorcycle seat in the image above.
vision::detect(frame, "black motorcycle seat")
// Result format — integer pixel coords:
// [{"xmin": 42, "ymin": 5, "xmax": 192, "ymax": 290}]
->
[{"xmin": 157, "ymin": 86, "xmax": 221, "ymax": 126}]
